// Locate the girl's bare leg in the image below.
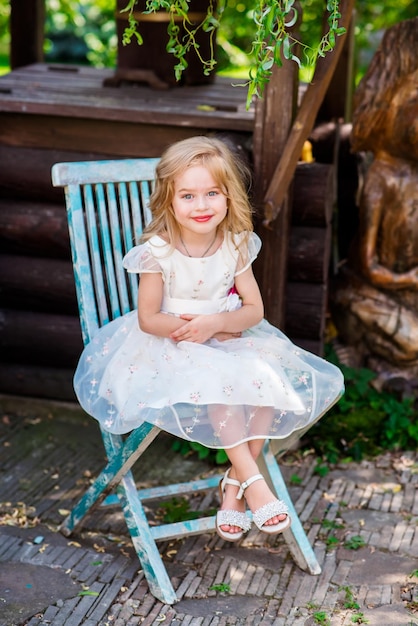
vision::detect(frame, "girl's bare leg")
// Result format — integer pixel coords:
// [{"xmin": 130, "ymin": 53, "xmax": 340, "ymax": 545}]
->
[
  {"xmin": 219, "ymin": 441, "xmax": 263, "ymax": 535},
  {"xmin": 210, "ymin": 405, "xmax": 282, "ymax": 535},
  {"xmin": 209, "ymin": 405, "xmax": 247, "ymax": 536}
]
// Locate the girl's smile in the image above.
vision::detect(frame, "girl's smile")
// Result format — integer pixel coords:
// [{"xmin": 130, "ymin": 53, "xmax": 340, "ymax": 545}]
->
[{"xmin": 192, "ymin": 215, "xmax": 214, "ymax": 224}]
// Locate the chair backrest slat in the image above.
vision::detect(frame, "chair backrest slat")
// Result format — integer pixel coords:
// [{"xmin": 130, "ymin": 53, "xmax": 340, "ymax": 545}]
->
[
  {"xmin": 52, "ymin": 158, "xmax": 160, "ymax": 346},
  {"xmin": 119, "ymin": 182, "xmax": 141, "ymax": 305},
  {"xmin": 108, "ymin": 182, "xmax": 132, "ymax": 315}
]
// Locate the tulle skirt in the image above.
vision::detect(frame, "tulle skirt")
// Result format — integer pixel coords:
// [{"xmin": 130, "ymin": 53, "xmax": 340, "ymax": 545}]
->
[{"xmin": 74, "ymin": 311, "xmax": 344, "ymax": 449}]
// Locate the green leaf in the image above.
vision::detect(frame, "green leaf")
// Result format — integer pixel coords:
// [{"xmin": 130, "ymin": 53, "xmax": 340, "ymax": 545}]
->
[
  {"xmin": 344, "ymin": 535, "xmax": 366, "ymax": 550},
  {"xmin": 282, "ymin": 36, "xmax": 292, "ymax": 60},
  {"xmin": 209, "ymin": 582, "xmax": 231, "ymax": 593},
  {"xmin": 285, "ymin": 8, "xmax": 298, "ymax": 28},
  {"xmin": 261, "ymin": 58, "xmax": 274, "ymax": 71},
  {"xmin": 78, "ymin": 590, "xmax": 100, "ymax": 597}
]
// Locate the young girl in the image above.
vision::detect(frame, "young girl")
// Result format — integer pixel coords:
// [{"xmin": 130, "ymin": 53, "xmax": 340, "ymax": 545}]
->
[{"xmin": 74, "ymin": 136, "xmax": 344, "ymax": 542}]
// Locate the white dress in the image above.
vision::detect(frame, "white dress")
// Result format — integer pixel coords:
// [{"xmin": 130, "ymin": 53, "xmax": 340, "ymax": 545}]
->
[{"xmin": 74, "ymin": 232, "xmax": 344, "ymax": 449}]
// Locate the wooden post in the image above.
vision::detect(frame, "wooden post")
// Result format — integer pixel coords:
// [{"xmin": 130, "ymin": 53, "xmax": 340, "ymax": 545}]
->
[
  {"xmin": 10, "ymin": 0, "xmax": 45, "ymax": 69},
  {"xmin": 253, "ymin": 60, "xmax": 299, "ymax": 328}
]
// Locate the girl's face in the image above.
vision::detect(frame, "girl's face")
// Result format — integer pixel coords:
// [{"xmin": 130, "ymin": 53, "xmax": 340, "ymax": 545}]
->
[{"xmin": 171, "ymin": 165, "xmax": 228, "ymax": 238}]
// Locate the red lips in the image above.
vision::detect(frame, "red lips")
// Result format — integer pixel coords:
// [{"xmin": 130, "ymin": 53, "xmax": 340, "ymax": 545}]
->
[{"xmin": 192, "ymin": 215, "xmax": 212, "ymax": 222}]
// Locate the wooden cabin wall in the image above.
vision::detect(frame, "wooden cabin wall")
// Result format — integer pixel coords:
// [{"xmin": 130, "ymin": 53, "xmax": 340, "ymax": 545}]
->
[
  {"xmin": 0, "ymin": 154, "xmax": 334, "ymax": 402},
  {"xmin": 0, "ymin": 65, "xmax": 337, "ymax": 402},
  {"xmin": 0, "ymin": 146, "xmax": 90, "ymax": 401},
  {"xmin": 0, "ymin": 140, "xmax": 335, "ymax": 402}
]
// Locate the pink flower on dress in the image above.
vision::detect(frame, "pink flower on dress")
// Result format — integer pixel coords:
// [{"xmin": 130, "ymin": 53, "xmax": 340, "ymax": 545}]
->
[{"xmin": 190, "ymin": 391, "xmax": 201, "ymax": 403}]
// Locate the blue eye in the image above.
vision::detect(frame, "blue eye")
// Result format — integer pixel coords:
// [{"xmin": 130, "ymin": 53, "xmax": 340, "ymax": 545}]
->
[{"xmin": 208, "ymin": 191, "xmax": 217, "ymax": 196}]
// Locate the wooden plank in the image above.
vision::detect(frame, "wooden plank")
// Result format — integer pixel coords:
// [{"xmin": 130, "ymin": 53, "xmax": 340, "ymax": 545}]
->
[
  {"xmin": 0, "ymin": 64, "xmax": 254, "ymax": 131},
  {"xmin": 0, "ymin": 363, "xmax": 76, "ymax": 401},
  {"xmin": 1, "ymin": 64, "xmax": 250, "ymax": 107},
  {"xmin": 0, "ymin": 308, "xmax": 82, "ymax": 367},
  {"xmin": 0, "ymin": 146, "xmax": 110, "ymax": 201},
  {"xmin": 0, "ymin": 200, "xmax": 70, "ymax": 257},
  {"xmin": 0, "ymin": 255, "xmax": 78, "ymax": 314},
  {"xmin": 0, "ymin": 78, "xmax": 247, "ymax": 115},
  {"xmin": 0, "ymin": 113, "xmax": 214, "ymax": 157},
  {"xmin": 252, "ymin": 60, "xmax": 299, "ymax": 328},
  {"xmin": 284, "ymin": 283, "xmax": 327, "ymax": 340},
  {"xmin": 253, "ymin": 61, "xmax": 298, "ymax": 205},
  {"xmin": 288, "ymin": 226, "xmax": 332, "ymax": 284},
  {"xmin": 292, "ymin": 163, "xmax": 335, "ymax": 226}
]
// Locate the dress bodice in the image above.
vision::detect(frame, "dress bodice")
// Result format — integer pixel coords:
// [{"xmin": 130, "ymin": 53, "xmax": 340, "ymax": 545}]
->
[{"xmin": 123, "ymin": 232, "xmax": 261, "ymax": 315}]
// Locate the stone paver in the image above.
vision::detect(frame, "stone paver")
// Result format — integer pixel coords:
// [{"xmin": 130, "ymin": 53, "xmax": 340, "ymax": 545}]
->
[{"xmin": 1, "ymin": 396, "xmax": 418, "ymax": 625}]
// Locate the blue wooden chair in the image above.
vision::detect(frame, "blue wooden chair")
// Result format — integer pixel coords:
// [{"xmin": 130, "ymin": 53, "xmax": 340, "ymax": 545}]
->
[{"xmin": 51, "ymin": 158, "xmax": 322, "ymax": 605}]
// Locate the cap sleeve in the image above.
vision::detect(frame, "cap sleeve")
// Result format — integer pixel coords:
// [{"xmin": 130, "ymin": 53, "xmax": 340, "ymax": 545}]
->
[
  {"xmin": 235, "ymin": 232, "xmax": 262, "ymax": 276},
  {"xmin": 123, "ymin": 243, "xmax": 162, "ymax": 274}
]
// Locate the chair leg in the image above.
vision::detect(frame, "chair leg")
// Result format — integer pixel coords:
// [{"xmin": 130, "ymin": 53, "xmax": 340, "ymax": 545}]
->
[
  {"xmin": 116, "ymin": 471, "xmax": 178, "ymax": 604},
  {"xmin": 101, "ymin": 426, "xmax": 179, "ymax": 603},
  {"xmin": 60, "ymin": 423, "xmax": 178, "ymax": 603},
  {"xmin": 59, "ymin": 424, "xmax": 159, "ymax": 536},
  {"xmin": 260, "ymin": 442, "xmax": 322, "ymax": 576}
]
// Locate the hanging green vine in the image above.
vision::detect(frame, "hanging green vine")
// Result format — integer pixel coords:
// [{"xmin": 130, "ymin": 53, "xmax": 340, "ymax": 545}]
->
[
  {"xmin": 120, "ymin": 0, "xmax": 346, "ymax": 107},
  {"xmin": 248, "ymin": 0, "xmax": 346, "ymax": 103}
]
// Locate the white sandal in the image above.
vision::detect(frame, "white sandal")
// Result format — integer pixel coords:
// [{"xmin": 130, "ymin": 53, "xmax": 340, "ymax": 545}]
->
[
  {"xmin": 237, "ymin": 473, "xmax": 291, "ymax": 535},
  {"xmin": 216, "ymin": 469, "xmax": 251, "ymax": 542}
]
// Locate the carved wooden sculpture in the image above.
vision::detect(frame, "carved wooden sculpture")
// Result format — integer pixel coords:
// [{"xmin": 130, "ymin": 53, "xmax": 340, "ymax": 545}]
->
[{"xmin": 331, "ymin": 17, "xmax": 418, "ymax": 379}]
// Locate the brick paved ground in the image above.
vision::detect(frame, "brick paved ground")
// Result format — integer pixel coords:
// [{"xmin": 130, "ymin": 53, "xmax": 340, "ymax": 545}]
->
[{"xmin": 1, "ymin": 396, "xmax": 418, "ymax": 626}]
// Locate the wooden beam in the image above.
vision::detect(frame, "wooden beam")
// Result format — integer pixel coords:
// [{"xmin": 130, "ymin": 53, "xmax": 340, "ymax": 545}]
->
[
  {"xmin": 263, "ymin": 0, "xmax": 356, "ymax": 224},
  {"xmin": 10, "ymin": 0, "xmax": 45, "ymax": 69},
  {"xmin": 252, "ymin": 60, "xmax": 299, "ymax": 327}
]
